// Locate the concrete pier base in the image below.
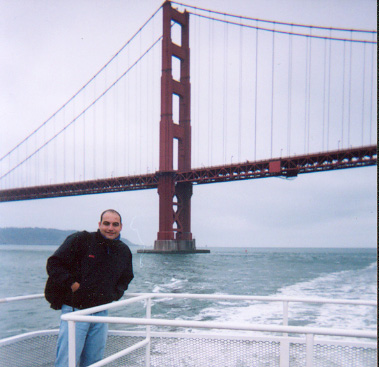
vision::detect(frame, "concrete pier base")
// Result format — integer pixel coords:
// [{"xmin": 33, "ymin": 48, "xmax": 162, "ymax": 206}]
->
[{"xmin": 137, "ymin": 239, "xmax": 210, "ymax": 254}]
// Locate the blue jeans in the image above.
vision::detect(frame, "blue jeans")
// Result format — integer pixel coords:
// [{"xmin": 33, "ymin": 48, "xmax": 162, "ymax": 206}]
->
[{"xmin": 55, "ymin": 305, "xmax": 108, "ymax": 367}]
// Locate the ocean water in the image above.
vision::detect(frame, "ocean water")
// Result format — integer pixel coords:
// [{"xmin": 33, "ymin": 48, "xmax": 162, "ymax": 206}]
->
[{"xmin": 0, "ymin": 245, "xmax": 377, "ymax": 342}]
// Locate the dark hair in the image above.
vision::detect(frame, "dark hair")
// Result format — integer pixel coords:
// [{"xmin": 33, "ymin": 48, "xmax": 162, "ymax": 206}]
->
[{"xmin": 100, "ymin": 209, "xmax": 122, "ymax": 224}]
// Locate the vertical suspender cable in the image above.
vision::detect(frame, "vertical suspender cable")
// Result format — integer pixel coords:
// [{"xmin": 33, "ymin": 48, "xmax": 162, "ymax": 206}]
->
[
  {"xmin": 17, "ymin": 142, "xmax": 20, "ymax": 187},
  {"xmin": 35, "ymin": 132, "xmax": 38, "ymax": 186},
  {"xmin": 210, "ymin": 15, "xmax": 214, "ymax": 165},
  {"xmin": 304, "ymin": 35, "xmax": 309, "ymax": 154},
  {"xmin": 287, "ymin": 26, "xmax": 293, "ymax": 156},
  {"xmin": 24, "ymin": 141, "xmax": 27, "ymax": 186},
  {"xmin": 307, "ymin": 31, "xmax": 312, "ymax": 154},
  {"xmin": 103, "ymin": 70, "xmax": 107, "ymax": 178},
  {"xmin": 147, "ymin": 18, "xmax": 151, "ymax": 172},
  {"xmin": 25, "ymin": 139, "xmax": 28, "ymax": 186},
  {"xmin": 23, "ymin": 139, "xmax": 30, "ymax": 186},
  {"xmin": 37, "ymin": 134, "xmax": 40, "ymax": 185},
  {"xmin": 341, "ymin": 41, "xmax": 346, "ymax": 149},
  {"xmin": 361, "ymin": 43, "xmax": 366, "ymax": 146},
  {"xmin": 208, "ymin": 12, "xmax": 212, "ymax": 165},
  {"xmin": 4, "ymin": 155, "xmax": 8, "ymax": 188},
  {"xmin": 254, "ymin": 22, "xmax": 259, "ymax": 161},
  {"xmin": 139, "ymin": 31, "xmax": 142, "ymax": 174},
  {"xmin": 93, "ymin": 78, "xmax": 97, "ymax": 180},
  {"xmin": 53, "ymin": 115, "xmax": 57, "ymax": 184},
  {"xmin": 368, "ymin": 33, "xmax": 375, "ymax": 145},
  {"xmin": 83, "ymin": 89, "xmax": 86, "ymax": 181},
  {"xmin": 195, "ymin": 12, "xmax": 200, "ymax": 166},
  {"xmin": 322, "ymin": 38, "xmax": 327, "ymax": 152},
  {"xmin": 127, "ymin": 48, "xmax": 130, "ymax": 175},
  {"xmin": 222, "ymin": 18, "xmax": 228, "ymax": 164},
  {"xmin": 27, "ymin": 141, "xmax": 30, "ymax": 186},
  {"xmin": 347, "ymin": 31, "xmax": 353, "ymax": 148},
  {"xmin": 146, "ymin": 25, "xmax": 150, "ymax": 173},
  {"xmin": 238, "ymin": 19, "xmax": 243, "ymax": 162},
  {"xmin": 147, "ymin": 50, "xmax": 151, "ymax": 174},
  {"xmin": 73, "ymin": 99, "xmax": 76, "ymax": 182},
  {"xmin": 151, "ymin": 25, "xmax": 156, "ymax": 173},
  {"xmin": 326, "ymin": 30, "xmax": 332, "ymax": 151},
  {"xmin": 114, "ymin": 57, "xmax": 118, "ymax": 176},
  {"xmin": 137, "ymin": 53, "xmax": 141, "ymax": 175},
  {"xmin": 72, "ymin": 99, "xmax": 78, "ymax": 182},
  {"xmin": 270, "ymin": 25, "xmax": 275, "ymax": 159},
  {"xmin": 44, "ymin": 119, "xmax": 47, "ymax": 185},
  {"xmin": 151, "ymin": 16, "xmax": 155, "ymax": 171},
  {"xmin": 123, "ymin": 59, "xmax": 127, "ymax": 175},
  {"xmin": 19, "ymin": 146, "xmax": 21, "ymax": 187},
  {"xmin": 63, "ymin": 110, "xmax": 66, "ymax": 183},
  {"xmin": 192, "ymin": 11, "xmax": 197, "ymax": 166},
  {"xmin": 145, "ymin": 52, "xmax": 148, "ymax": 174},
  {"xmin": 8, "ymin": 145, "xmax": 12, "ymax": 188}
]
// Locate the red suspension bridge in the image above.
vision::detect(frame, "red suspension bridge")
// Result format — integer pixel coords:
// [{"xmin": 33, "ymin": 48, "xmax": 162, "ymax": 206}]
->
[{"xmin": 0, "ymin": 1, "xmax": 377, "ymax": 252}]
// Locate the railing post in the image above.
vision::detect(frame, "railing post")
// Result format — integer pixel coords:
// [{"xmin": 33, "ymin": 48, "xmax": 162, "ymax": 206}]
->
[
  {"xmin": 68, "ymin": 320, "xmax": 76, "ymax": 367},
  {"xmin": 305, "ymin": 333, "xmax": 314, "ymax": 367},
  {"xmin": 145, "ymin": 297, "xmax": 152, "ymax": 367},
  {"xmin": 280, "ymin": 301, "xmax": 290, "ymax": 367},
  {"xmin": 282, "ymin": 301, "xmax": 289, "ymax": 326}
]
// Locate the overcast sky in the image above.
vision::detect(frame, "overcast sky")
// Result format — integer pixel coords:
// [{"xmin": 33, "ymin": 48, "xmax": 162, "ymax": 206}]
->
[{"xmin": 0, "ymin": 0, "xmax": 377, "ymax": 248}]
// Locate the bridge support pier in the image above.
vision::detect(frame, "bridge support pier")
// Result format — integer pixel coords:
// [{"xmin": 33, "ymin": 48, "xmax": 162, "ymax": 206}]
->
[
  {"xmin": 154, "ymin": 239, "xmax": 196, "ymax": 252},
  {"xmin": 139, "ymin": 239, "xmax": 208, "ymax": 254}
]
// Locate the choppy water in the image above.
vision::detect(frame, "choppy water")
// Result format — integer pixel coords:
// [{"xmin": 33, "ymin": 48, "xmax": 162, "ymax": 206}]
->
[{"xmin": 0, "ymin": 245, "xmax": 376, "ymax": 340}]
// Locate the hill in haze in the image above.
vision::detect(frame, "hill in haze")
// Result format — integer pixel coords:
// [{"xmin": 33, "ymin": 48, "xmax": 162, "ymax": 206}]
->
[{"xmin": 0, "ymin": 227, "xmax": 137, "ymax": 247}]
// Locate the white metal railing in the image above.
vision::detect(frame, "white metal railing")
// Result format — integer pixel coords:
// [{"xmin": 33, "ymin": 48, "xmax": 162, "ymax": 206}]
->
[
  {"xmin": 0, "ymin": 293, "xmax": 44, "ymax": 303},
  {"xmin": 1, "ymin": 293, "xmax": 377, "ymax": 366},
  {"xmin": 57, "ymin": 293, "xmax": 377, "ymax": 367}
]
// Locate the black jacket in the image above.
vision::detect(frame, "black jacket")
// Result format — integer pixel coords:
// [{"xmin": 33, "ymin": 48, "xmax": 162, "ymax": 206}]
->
[{"xmin": 45, "ymin": 230, "xmax": 134, "ymax": 310}]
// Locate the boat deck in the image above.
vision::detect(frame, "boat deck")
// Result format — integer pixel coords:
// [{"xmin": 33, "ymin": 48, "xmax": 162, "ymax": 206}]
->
[{"xmin": 0, "ymin": 329, "xmax": 377, "ymax": 367}]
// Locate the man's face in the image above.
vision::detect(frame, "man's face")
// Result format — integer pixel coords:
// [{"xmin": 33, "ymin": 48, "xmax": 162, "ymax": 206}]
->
[{"xmin": 98, "ymin": 211, "xmax": 123, "ymax": 240}]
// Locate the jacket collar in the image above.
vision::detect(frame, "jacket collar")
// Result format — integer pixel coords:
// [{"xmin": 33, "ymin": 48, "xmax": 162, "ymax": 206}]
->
[{"xmin": 96, "ymin": 229, "xmax": 121, "ymax": 245}]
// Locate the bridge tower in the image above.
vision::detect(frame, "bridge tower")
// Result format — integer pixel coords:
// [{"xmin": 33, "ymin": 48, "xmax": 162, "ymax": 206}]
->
[{"xmin": 150, "ymin": 1, "xmax": 207, "ymax": 253}]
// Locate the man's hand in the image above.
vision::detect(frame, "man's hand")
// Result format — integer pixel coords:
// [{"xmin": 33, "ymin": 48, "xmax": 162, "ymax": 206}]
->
[{"xmin": 71, "ymin": 282, "xmax": 80, "ymax": 292}]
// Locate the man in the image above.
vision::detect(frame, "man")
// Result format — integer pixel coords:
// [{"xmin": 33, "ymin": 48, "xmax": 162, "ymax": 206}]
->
[{"xmin": 45, "ymin": 209, "xmax": 134, "ymax": 367}]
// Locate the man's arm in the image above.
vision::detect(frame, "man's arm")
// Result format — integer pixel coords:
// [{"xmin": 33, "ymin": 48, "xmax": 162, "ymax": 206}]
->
[
  {"xmin": 114, "ymin": 251, "xmax": 134, "ymax": 300},
  {"xmin": 46, "ymin": 232, "xmax": 83, "ymax": 291}
]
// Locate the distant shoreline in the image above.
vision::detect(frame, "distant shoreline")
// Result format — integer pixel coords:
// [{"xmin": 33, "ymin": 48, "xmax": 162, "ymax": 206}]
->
[{"xmin": 0, "ymin": 227, "xmax": 137, "ymax": 247}]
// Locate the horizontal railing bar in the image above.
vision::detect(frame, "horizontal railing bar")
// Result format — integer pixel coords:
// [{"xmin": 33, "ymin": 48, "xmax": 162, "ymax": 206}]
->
[
  {"xmin": 89, "ymin": 338, "xmax": 149, "ymax": 367},
  {"xmin": 0, "ymin": 329, "xmax": 59, "ymax": 345},
  {"xmin": 1, "ymin": 292, "xmax": 376, "ymax": 307},
  {"xmin": 70, "ymin": 294, "xmax": 151, "ymax": 315},
  {"xmin": 126, "ymin": 292, "xmax": 377, "ymax": 306},
  {"xmin": 0, "ymin": 293, "xmax": 45, "ymax": 303},
  {"xmin": 61, "ymin": 314, "xmax": 377, "ymax": 339}
]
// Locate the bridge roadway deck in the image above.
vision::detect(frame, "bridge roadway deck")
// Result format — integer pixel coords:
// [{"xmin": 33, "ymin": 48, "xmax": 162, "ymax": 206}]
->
[{"xmin": 0, "ymin": 145, "xmax": 376, "ymax": 202}]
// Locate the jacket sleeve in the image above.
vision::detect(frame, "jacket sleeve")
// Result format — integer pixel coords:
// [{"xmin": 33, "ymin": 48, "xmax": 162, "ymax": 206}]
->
[
  {"xmin": 114, "ymin": 248, "xmax": 134, "ymax": 300},
  {"xmin": 46, "ymin": 232, "xmax": 84, "ymax": 291}
]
